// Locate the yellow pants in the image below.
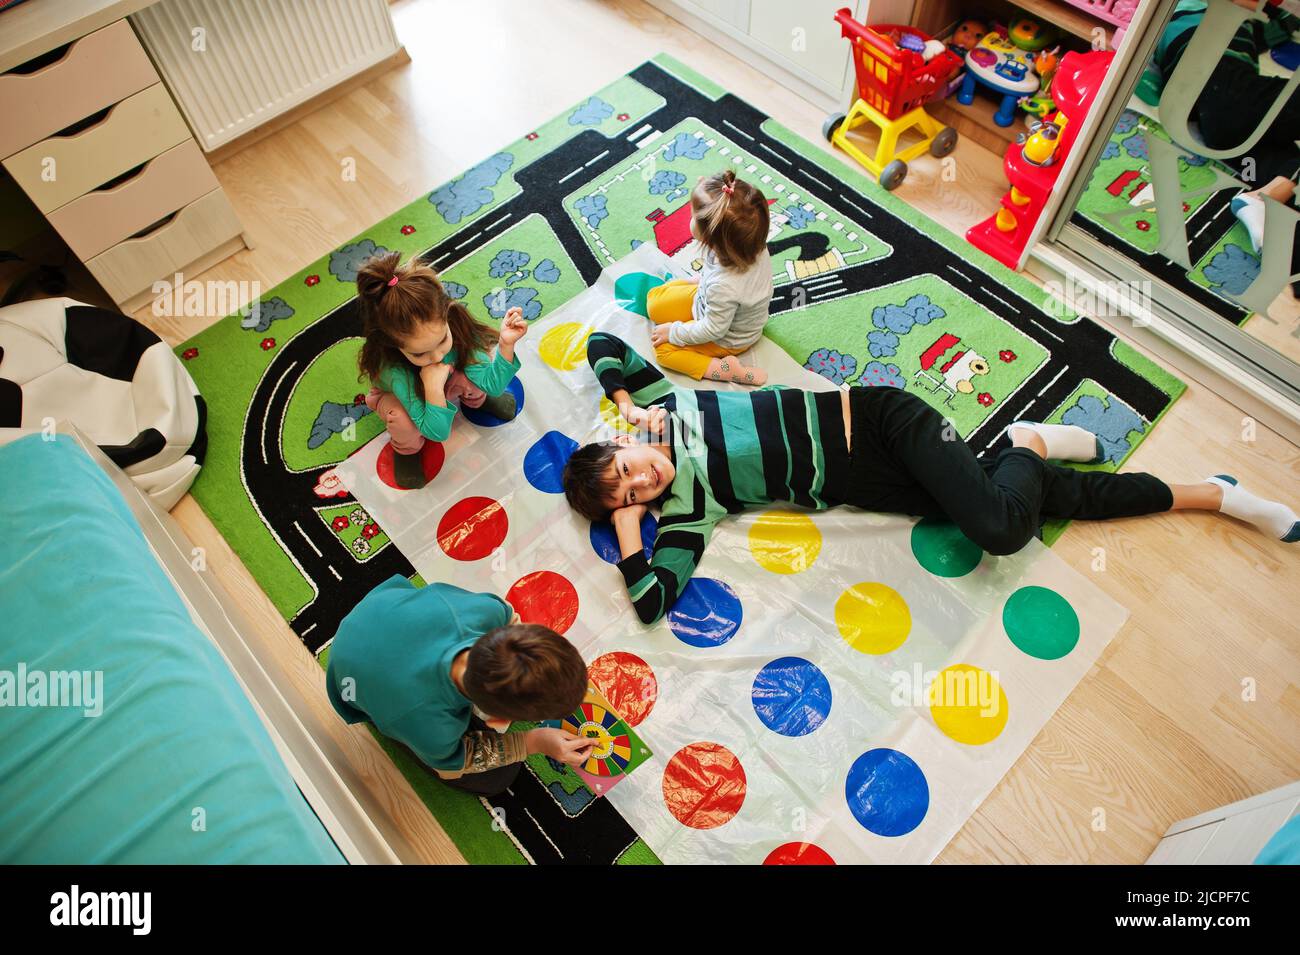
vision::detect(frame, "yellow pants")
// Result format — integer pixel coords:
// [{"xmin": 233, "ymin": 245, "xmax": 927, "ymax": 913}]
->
[{"xmin": 646, "ymin": 279, "xmax": 746, "ymax": 380}]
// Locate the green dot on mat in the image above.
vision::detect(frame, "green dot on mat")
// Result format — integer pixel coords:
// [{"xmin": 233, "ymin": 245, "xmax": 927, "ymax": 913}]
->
[
  {"xmin": 910, "ymin": 518, "xmax": 983, "ymax": 578},
  {"xmin": 1002, "ymin": 586, "xmax": 1080, "ymax": 660},
  {"xmin": 613, "ymin": 272, "xmax": 666, "ymax": 317}
]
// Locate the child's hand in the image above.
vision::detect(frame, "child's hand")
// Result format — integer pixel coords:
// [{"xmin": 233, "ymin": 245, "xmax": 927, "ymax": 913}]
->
[
  {"xmin": 624, "ymin": 404, "xmax": 667, "ymax": 434},
  {"xmin": 526, "ymin": 727, "xmax": 599, "ymax": 767},
  {"xmin": 612, "ymin": 502, "xmax": 648, "ymax": 526},
  {"xmin": 420, "ymin": 361, "xmax": 453, "ymax": 395},
  {"xmin": 650, "ymin": 324, "xmax": 673, "ymax": 347},
  {"xmin": 498, "ymin": 307, "xmax": 528, "ymax": 346}
]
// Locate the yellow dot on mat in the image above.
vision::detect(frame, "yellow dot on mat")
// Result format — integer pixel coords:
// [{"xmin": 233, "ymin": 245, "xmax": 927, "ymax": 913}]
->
[
  {"xmin": 748, "ymin": 511, "xmax": 822, "ymax": 574},
  {"xmin": 927, "ymin": 664, "xmax": 1009, "ymax": 746},
  {"xmin": 835, "ymin": 582, "xmax": 911, "ymax": 655},
  {"xmin": 598, "ymin": 396, "xmax": 637, "ymax": 434},
  {"xmin": 539, "ymin": 322, "xmax": 592, "ymax": 371}
]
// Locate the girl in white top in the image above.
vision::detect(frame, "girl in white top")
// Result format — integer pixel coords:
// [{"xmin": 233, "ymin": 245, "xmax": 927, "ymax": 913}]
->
[{"xmin": 648, "ymin": 170, "xmax": 773, "ymax": 386}]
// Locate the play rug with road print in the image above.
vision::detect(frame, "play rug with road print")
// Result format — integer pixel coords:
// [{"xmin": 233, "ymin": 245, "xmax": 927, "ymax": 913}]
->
[{"xmin": 177, "ymin": 54, "xmax": 1186, "ymax": 864}]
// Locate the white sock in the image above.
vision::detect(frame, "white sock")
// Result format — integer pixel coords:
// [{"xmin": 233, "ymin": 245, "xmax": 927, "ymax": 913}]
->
[
  {"xmin": 1007, "ymin": 421, "xmax": 1102, "ymax": 463},
  {"xmin": 1229, "ymin": 194, "xmax": 1266, "ymax": 253},
  {"xmin": 1207, "ymin": 475, "xmax": 1300, "ymax": 542}
]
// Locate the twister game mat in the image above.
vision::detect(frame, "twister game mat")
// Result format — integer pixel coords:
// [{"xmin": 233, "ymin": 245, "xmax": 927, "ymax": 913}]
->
[
  {"xmin": 334, "ymin": 244, "xmax": 1131, "ymax": 865},
  {"xmin": 178, "ymin": 54, "xmax": 1185, "ymax": 863}
]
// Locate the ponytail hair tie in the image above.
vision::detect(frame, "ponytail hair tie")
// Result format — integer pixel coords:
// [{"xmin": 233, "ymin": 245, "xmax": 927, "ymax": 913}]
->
[
  {"xmin": 387, "ymin": 275, "xmax": 399, "ymax": 287},
  {"xmin": 722, "ymin": 183, "xmax": 734, "ymax": 196}
]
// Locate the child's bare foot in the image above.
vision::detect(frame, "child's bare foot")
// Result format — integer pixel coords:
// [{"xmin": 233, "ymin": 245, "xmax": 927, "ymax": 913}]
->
[{"xmin": 705, "ymin": 357, "xmax": 768, "ymax": 386}]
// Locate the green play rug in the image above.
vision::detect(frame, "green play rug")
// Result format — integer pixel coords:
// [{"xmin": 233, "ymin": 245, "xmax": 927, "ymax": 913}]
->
[{"xmin": 177, "ymin": 53, "xmax": 1184, "ymax": 864}]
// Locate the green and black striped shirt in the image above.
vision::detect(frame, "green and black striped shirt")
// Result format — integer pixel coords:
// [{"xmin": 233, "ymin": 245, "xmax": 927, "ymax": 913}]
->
[{"xmin": 587, "ymin": 333, "xmax": 848, "ymax": 624}]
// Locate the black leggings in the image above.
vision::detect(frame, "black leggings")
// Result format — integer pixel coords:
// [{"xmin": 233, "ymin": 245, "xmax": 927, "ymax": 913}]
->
[{"xmin": 840, "ymin": 387, "xmax": 1174, "ymax": 555}]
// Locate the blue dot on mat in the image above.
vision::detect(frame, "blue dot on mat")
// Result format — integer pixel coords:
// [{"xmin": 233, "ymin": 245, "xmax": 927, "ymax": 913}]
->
[
  {"xmin": 667, "ymin": 577, "xmax": 742, "ymax": 647},
  {"xmin": 589, "ymin": 513, "xmax": 658, "ymax": 564},
  {"xmin": 845, "ymin": 748, "xmax": 929, "ymax": 837},
  {"xmin": 523, "ymin": 431, "xmax": 578, "ymax": 494},
  {"xmin": 751, "ymin": 657, "xmax": 832, "ymax": 737},
  {"xmin": 462, "ymin": 377, "xmax": 525, "ymax": 428}
]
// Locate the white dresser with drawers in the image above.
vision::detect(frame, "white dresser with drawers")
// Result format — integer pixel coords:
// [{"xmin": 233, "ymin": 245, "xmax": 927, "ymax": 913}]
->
[{"xmin": 0, "ymin": 2, "xmax": 250, "ymax": 312}]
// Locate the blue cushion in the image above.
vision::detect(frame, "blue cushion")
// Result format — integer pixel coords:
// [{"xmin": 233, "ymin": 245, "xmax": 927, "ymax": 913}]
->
[{"xmin": 0, "ymin": 434, "xmax": 343, "ymax": 863}]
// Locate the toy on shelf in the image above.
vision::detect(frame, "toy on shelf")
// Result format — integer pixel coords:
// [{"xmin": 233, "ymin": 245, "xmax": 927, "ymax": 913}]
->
[
  {"xmin": 1062, "ymin": 0, "xmax": 1136, "ymax": 45},
  {"xmin": 948, "ymin": 18, "xmax": 988, "ymax": 55},
  {"xmin": 966, "ymin": 49, "xmax": 1115, "ymax": 269},
  {"xmin": 1019, "ymin": 47, "xmax": 1061, "ymax": 118},
  {"xmin": 1007, "ymin": 16, "xmax": 1057, "ymax": 52},
  {"xmin": 932, "ymin": 17, "xmax": 986, "ymax": 102},
  {"xmin": 823, "ymin": 8, "xmax": 961, "ymax": 191},
  {"xmin": 958, "ymin": 29, "xmax": 1041, "ymax": 127},
  {"xmin": 1017, "ymin": 116, "xmax": 1063, "ymax": 165}
]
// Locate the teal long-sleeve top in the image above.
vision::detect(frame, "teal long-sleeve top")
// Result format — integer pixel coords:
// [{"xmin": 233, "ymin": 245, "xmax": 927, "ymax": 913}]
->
[
  {"xmin": 326, "ymin": 576, "xmax": 514, "ymax": 771},
  {"xmin": 378, "ymin": 345, "xmax": 521, "ymax": 442}
]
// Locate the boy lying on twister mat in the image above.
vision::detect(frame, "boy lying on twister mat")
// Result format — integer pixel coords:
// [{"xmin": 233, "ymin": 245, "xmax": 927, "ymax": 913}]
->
[{"xmin": 332, "ymin": 244, "xmax": 1295, "ymax": 863}]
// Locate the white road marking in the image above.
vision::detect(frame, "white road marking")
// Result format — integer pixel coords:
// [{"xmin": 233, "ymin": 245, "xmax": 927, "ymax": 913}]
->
[
  {"xmin": 722, "ymin": 120, "xmax": 754, "ymax": 141},
  {"xmin": 301, "ymin": 623, "xmax": 318, "ymax": 637},
  {"xmin": 261, "ymin": 361, "xmax": 299, "ymax": 466},
  {"xmin": 1030, "ymin": 319, "xmax": 1065, "ymax": 343},
  {"xmin": 800, "ymin": 168, "xmax": 831, "ymax": 191},
  {"xmin": 484, "ymin": 212, "xmax": 513, "ymax": 232},
  {"xmin": 1037, "ymin": 365, "xmax": 1068, "ymax": 396},
  {"xmin": 584, "ymin": 149, "xmax": 610, "ymax": 168},
  {"xmin": 803, "ymin": 275, "xmax": 842, "ymax": 289},
  {"xmin": 811, "ymin": 288, "xmax": 847, "ymax": 300},
  {"xmin": 328, "ymin": 565, "xmax": 342, "ymax": 582},
  {"xmin": 523, "ymin": 808, "xmax": 564, "ymax": 860},
  {"xmin": 626, "ymin": 123, "xmax": 653, "ymax": 142},
  {"xmin": 979, "ymin": 287, "xmax": 1021, "ymax": 314},
  {"xmin": 839, "ymin": 195, "xmax": 874, "ymax": 220},
  {"xmin": 453, "ymin": 231, "xmax": 483, "ymax": 249},
  {"xmin": 293, "ymin": 521, "xmax": 323, "ymax": 557},
  {"xmin": 946, "ymin": 264, "xmax": 973, "ymax": 282},
  {"xmin": 758, "ymin": 141, "xmax": 792, "ymax": 166},
  {"xmin": 558, "ymin": 166, "xmax": 584, "ymax": 184}
]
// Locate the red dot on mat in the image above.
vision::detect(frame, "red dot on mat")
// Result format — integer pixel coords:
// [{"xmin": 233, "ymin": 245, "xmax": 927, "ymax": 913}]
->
[
  {"xmin": 763, "ymin": 842, "xmax": 836, "ymax": 865},
  {"xmin": 588, "ymin": 651, "xmax": 657, "ymax": 727},
  {"xmin": 506, "ymin": 570, "xmax": 578, "ymax": 635},
  {"xmin": 662, "ymin": 741, "xmax": 747, "ymax": 830},
  {"xmin": 376, "ymin": 440, "xmax": 445, "ymax": 490},
  {"xmin": 437, "ymin": 496, "xmax": 508, "ymax": 561}
]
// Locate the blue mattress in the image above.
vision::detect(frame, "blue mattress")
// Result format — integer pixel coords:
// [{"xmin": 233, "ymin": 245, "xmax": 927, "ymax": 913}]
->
[{"xmin": 0, "ymin": 434, "xmax": 343, "ymax": 864}]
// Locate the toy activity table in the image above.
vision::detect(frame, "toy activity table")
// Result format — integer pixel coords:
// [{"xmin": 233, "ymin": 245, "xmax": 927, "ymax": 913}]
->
[{"xmin": 959, "ymin": 33, "xmax": 1039, "ymax": 127}]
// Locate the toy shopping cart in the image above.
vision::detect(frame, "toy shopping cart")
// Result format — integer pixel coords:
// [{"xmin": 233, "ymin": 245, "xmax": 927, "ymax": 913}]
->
[{"xmin": 823, "ymin": 9, "xmax": 960, "ymax": 190}]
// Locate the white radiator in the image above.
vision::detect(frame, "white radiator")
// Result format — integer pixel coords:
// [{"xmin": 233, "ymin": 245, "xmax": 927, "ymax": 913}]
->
[{"xmin": 131, "ymin": 0, "xmax": 401, "ymax": 151}]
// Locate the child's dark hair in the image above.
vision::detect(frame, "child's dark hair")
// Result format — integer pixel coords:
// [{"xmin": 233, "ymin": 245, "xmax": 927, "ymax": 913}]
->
[
  {"xmin": 355, "ymin": 251, "xmax": 496, "ymax": 394},
  {"xmin": 562, "ymin": 441, "xmax": 621, "ymax": 521},
  {"xmin": 691, "ymin": 169, "xmax": 769, "ymax": 269},
  {"xmin": 462, "ymin": 623, "xmax": 587, "ymax": 720}
]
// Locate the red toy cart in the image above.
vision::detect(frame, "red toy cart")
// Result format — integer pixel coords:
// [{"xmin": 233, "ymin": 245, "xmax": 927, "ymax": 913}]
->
[{"xmin": 823, "ymin": 9, "xmax": 960, "ymax": 189}]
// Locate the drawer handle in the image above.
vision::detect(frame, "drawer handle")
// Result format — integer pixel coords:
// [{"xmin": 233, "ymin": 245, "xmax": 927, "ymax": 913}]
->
[
  {"xmin": 5, "ymin": 40, "xmax": 76, "ymax": 77},
  {"xmin": 89, "ymin": 158, "xmax": 152, "ymax": 196},
  {"xmin": 128, "ymin": 210, "xmax": 180, "ymax": 242},
  {"xmin": 45, "ymin": 102, "xmax": 119, "ymax": 142}
]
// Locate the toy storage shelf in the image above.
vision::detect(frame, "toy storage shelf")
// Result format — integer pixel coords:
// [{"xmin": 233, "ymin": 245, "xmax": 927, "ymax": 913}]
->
[
  {"xmin": 930, "ymin": 86, "xmax": 1023, "ymax": 154},
  {"xmin": 909, "ymin": 0, "xmax": 1113, "ymax": 48},
  {"xmin": 1010, "ymin": 0, "xmax": 1115, "ymax": 47},
  {"xmin": 905, "ymin": 0, "xmax": 1114, "ymax": 155}
]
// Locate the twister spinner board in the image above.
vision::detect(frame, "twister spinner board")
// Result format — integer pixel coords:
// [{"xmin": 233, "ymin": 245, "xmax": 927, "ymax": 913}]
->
[{"xmin": 560, "ymin": 685, "xmax": 652, "ymax": 796}]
